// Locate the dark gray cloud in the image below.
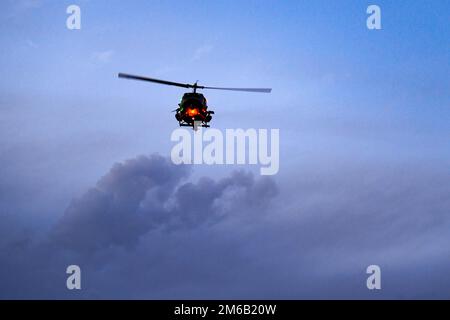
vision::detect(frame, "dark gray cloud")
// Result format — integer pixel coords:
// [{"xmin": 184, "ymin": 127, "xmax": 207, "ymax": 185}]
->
[
  {"xmin": 50, "ymin": 155, "xmax": 277, "ymax": 256},
  {"xmin": 1, "ymin": 154, "xmax": 450, "ymax": 299},
  {"xmin": 50, "ymin": 154, "xmax": 190, "ymax": 253}
]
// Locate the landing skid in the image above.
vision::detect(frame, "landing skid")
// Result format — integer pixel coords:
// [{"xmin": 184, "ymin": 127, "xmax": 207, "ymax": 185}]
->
[{"xmin": 179, "ymin": 122, "xmax": 210, "ymax": 129}]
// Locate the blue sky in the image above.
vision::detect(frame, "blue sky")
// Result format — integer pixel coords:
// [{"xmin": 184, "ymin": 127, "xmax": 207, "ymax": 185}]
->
[
  {"xmin": 0, "ymin": 0, "xmax": 449, "ymax": 298},
  {"xmin": 1, "ymin": 0, "xmax": 448, "ymax": 165}
]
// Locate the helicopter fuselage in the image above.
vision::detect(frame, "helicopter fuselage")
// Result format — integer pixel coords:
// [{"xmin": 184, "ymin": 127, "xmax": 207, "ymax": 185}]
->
[{"xmin": 175, "ymin": 92, "xmax": 214, "ymax": 128}]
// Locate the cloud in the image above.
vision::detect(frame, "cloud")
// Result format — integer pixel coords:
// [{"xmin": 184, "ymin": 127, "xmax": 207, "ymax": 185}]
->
[
  {"xmin": 192, "ymin": 44, "xmax": 214, "ymax": 61},
  {"xmin": 13, "ymin": 0, "xmax": 42, "ymax": 11},
  {"xmin": 92, "ymin": 50, "xmax": 114, "ymax": 64},
  {"xmin": 1, "ymin": 153, "xmax": 450, "ymax": 299},
  {"xmin": 50, "ymin": 154, "xmax": 278, "ymax": 255},
  {"xmin": 26, "ymin": 39, "xmax": 38, "ymax": 48},
  {"xmin": 3, "ymin": 0, "xmax": 43, "ymax": 20},
  {"xmin": 0, "ymin": 153, "xmax": 280, "ymax": 298}
]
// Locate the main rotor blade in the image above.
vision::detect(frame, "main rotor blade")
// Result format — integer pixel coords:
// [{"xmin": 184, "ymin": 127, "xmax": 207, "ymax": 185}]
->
[
  {"xmin": 203, "ymin": 86, "xmax": 272, "ymax": 93},
  {"xmin": 118, "ymin": 73, "xmax": 272, "ymax": 93},
  {"xmin": 118, "ymin": 73, "xmax": 192, "ymax": 89}
]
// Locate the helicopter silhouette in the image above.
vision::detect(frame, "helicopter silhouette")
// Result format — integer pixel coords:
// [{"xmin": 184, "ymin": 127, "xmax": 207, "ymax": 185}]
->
[{"xmin": 118, "ymin": 73, "xmax": 271, "ymax": 129}]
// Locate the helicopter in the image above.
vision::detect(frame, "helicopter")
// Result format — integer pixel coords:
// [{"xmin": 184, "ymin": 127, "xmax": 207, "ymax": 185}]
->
[{"xmin": 118, "ymin": 73, "xmax": 272, "ymax": 129}]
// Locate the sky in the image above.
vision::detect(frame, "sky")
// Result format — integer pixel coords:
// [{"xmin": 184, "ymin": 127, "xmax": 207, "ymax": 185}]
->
[{"xmin": 0, "ymin": 0, "xmax": 449, "ymax": 299}]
